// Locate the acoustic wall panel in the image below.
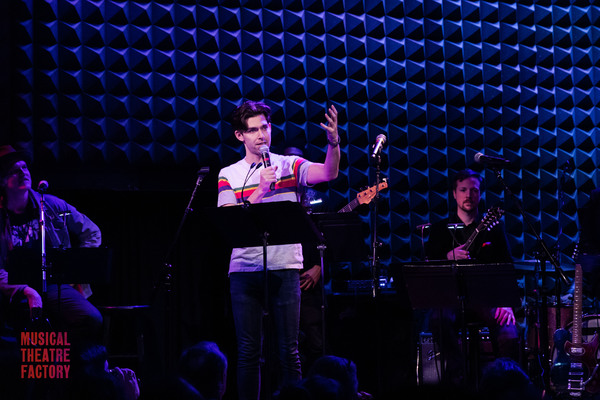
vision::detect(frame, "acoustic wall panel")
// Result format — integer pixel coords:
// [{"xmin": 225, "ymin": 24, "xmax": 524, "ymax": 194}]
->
[{"xmin": 7, "ymin": 0, "xmax": 600, "ymax": 266}]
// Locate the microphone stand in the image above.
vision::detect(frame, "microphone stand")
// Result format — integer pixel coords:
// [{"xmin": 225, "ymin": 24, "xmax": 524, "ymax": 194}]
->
[
  {"xmin": 370, "ymin": 152, "xmax": 384, "ymax": 393},
  {"xmin": 490, "ymin": 166, "xmax": 567, "ymax": 391},
  {"xmin": 38, "ymin": 186, "xmax": 49, "ymax": 324},
  {"xmin": 370, "ymin": 154, "xmax": 384, "ymax": 297},
  {"xmin": 446, "ymin": 223, "xmax": 471, "ymax": 383},
  {"xmin": 152, "ymin": 167, "xmax": 209, "ymax": 370}
]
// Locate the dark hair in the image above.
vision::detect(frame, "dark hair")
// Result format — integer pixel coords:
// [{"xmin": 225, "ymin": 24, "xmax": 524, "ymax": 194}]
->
[
  {"xmin": 0, "ymin": 144, "xmax": 29, "ymax": 179},
  {"xmin": 479, "ymin": 357, "xmax": 542, "ymax": 400},
  {"xmin": 452, "ymin": 169, "xmax": 481, "ymax": 191},
  {"xmin": 231, "ymin": 101, "xmax": 272, "ymax": 132},
  {"xmin": 178, "ymin": 341, "xmax": 228, "ymax": 399},
  {"xmin": 308, "ymin": 356, "xmax": 358, "ymax": 400}
]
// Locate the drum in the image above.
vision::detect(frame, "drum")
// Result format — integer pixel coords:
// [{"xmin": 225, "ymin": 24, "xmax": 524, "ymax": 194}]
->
[{"xmin": 526, "ymin": 305, "xmax": 573, "ymax": 353}]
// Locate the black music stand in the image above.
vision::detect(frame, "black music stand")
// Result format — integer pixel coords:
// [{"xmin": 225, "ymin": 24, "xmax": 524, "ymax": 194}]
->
[
  {"xmin": 309, "ymin": 212, "xmax": 368, "ymax": 356},
  {"xmin": 401, "ymin": 261, "xmax": 521, "ymax": 388},
  {"xmin": 310, "ymin": 212, "xmax": 367, "ymax": 263},
  {"xmin": 6, "ymin": 247, "xmax": 113, "ymax": 288},
  {"xmin": 6, "ymin": 247, "xmax": 112, "ymax": 329},
  {"xmin": 205, "ymin": 201, "xmax": 323, "ymax": 399},
  {"xmin": 207, "ymin": 201, "xmax": 324, "ymax": 249}
]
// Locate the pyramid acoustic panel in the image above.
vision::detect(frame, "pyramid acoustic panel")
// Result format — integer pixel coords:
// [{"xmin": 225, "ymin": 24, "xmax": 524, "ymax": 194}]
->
[{"xmin": 7, "ymin": 0, "xmax": 600, "ymax": 265}]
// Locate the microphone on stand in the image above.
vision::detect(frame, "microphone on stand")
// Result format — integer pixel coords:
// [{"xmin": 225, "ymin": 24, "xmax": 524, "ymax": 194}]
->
[
  {"xmin": 185, "ymin": 167, "xmax": 210, "ymax": 215},
  {"xmin": 259, "ymin": 145, "xmax": 275, "ymax": 191},
  {"xmin": 37, "ymin": 180, "xmax": 49, "ymax": 192},
  {"xmin": 194, "ymin": 166, "xmax": 210, "ymax": 186},
  {"xmin": 474, "ymin": 152, "xmax": 511, "ymax": 167},
  {"xmin": 371, "ymin": 134, "xmax": 387, "ymax": 158},
  {"xmin": 241, "ymin": 162, "xmax": 256, "ymax": 204},
  {"xmin": 241, "ymin": 162, "xmax": 262, "ymax": 205}
]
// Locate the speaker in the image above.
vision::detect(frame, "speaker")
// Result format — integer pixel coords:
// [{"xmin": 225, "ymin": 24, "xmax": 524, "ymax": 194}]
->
[{"xmin": 417, "ymin": 332, "xmax": 443, "ymax": 385}]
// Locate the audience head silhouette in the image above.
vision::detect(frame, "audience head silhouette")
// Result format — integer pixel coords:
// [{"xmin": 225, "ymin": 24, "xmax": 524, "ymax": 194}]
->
[
  {"xmin": 308, "ymin": 355, "xmax": 359, "ymax": 400},
  {"xmin": 178, "ymin": 341, "xmax": 228, "ymax": 400}
]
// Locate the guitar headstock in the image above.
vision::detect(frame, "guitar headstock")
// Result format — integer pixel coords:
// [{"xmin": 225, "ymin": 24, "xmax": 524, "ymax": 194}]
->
[
  {"xmin": 572, "ymin": 241, "xmax": 580, "ymax": 263},
  {"xmin": 356, "ymin": 179, "xmax": 389, "ymax": 205},
  {"xmin": 481, "ymin": 206, "xmax": 504, "ymax": 231}
]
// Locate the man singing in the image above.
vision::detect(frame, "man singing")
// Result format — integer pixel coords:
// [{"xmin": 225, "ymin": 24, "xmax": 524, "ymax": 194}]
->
[{"xmin": 217, "ymin": 101, "xmax": 340, "ymax": 400}]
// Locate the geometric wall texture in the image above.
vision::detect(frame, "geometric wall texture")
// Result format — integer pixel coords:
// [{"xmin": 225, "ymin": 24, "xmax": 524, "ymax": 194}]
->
[{"xmin": 6, "ymin": 0, "xmax": 600, "ymax": 266}]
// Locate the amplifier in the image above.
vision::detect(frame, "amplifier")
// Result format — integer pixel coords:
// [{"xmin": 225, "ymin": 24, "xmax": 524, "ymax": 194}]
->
[
  {"xmin": 417, "ymin": 332, "xmax": 442, "ymax": 385},
  {"xmin": 417, "ymin": 329, "xmax": 494, "ymax": 385}
]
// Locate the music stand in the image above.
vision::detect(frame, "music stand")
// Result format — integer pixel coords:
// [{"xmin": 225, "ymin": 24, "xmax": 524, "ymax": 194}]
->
[
  {"xmin": 6, "ymin": 247, "xmax": 112, "ymax": 330},
  {"xmin": 308, "ymin": 212, "xmax": 368, "ymax": 356},
  {"xmin": 401, "ymin": 261, "xmax": 521, "ymax": 387},
  {"xmin": 6, "ymin": 247, "xmax": 113, "ymax": 288},
  {"xmin": 401, "ymin": 261, "xmax": 520, "ymax": 309},
  {"xmin": 204, "ymin": 201, "xmax": 323, "ymax": 399},
  {"xmin": 310, "ymin": 212, "xmax": 367, "ymax": 263}
]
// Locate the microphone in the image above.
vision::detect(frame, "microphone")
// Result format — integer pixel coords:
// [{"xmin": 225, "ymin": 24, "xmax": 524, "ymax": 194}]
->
[
  {"xmin": 259, "ymin": 145, "xmax": 275, "ymax": 190},
  {"xmin": 474, "ymin": 152, "xmax": 511, "ymax": 167},
  {"xmin": 197, "ymin": 166, "xmax": 210, "ymax": 176},
  {"xmin": 195, "ymin": 166, "xmax": 210, "ymax": 186},
  {"xmin": 240, "ymin": 162, "xmax": 263, "ymax": 205},
  {"xmin": 371, "ymin": 134, "xmax": 387, "ymax": 158},
  {"xmin": 446, "ymin": 223, "xmax": 465, "ymax": 230},
  {"xmin": 37, "ymin": 180, "xmax": 49, "ymax": 192},
  {"xmin": 241, "ymin": 162, "xmax": 256, "ymax": 205}
]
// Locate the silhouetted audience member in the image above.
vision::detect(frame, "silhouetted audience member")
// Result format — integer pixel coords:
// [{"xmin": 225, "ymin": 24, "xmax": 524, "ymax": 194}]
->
[
  {"xmin": 178, "ymin": 341, "xmax": 228, "ymax": 400},
  {"xmin": 68, "ymin": 344, "xmax": 140, "ymax": 400},
  {"xmin": 479, "ymin": 357, "xmax": 542, "ymax": 400},
  {"xmin": 307, "ymin": 355, "xmax": 372, "ymax": 400},
  {"xmin": 277, "ymin": 375, "xmax": 341, "ymax": 400}
]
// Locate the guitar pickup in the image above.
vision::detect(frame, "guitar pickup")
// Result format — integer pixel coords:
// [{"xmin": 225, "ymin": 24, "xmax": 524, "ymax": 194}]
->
[{"xmin": 568, "ymin": 380, "xmax": 584, "ymax": 391}]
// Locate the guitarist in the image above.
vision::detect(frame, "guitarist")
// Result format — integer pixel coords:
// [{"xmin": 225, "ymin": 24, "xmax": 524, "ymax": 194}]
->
[{"xmin": 425, "ymin": 169, "xmax": 519, "ymax": 386}]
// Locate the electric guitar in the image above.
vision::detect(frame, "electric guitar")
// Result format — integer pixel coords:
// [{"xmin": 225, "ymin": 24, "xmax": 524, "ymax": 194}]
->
[
  {"xmin": 337, "ymin": 179, "xmax": 388, "ymax": 213},
  {"xmin": 460, "ymin": 206, "xmax": 504, "ymax": 252},
  {"xmin": 563, "ymin": 247, "xmax": 600, "ymax": 395}
]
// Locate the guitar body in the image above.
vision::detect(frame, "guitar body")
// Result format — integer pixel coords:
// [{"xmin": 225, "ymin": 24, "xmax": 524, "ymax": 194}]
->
[
  {"xmin": 551, "ymin": 328, "xmax": 572, "ymax": 390},
  {"xmin": 559, "ymin": 261, "xmax": 600, "ymax": 395},
  {"xmin": 564, "ymin": 334, "xmax": 600, "ymax": 393}
]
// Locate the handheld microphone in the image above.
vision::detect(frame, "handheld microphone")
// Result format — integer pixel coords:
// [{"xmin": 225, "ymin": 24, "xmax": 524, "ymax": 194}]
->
[
  {"xmin": 474, "ymin": 152, "xmax": 511, "ymax": 167},
  {"xmin": 37, "ymin": 180, "xmax": 49, "ymax": 192},
  {"xmin": 371, "ymin": 134, "xmax": 387, "ymax": 158},
  {"xmin": 259, "ymin": 145, "xmax": 275, "ymax": 190}
]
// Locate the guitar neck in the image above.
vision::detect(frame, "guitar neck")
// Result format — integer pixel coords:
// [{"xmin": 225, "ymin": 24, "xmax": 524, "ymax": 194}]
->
[
  {"xmin": 338, "ymin": 198, "xmax": 360, "ymax": 213},
  {"xmin": 462, "ymin": 226, "xmax": 482, "ymax": 252},
  {"xmin": 572, "ymin": 264, "xmax": 583, "ymax": 345}
]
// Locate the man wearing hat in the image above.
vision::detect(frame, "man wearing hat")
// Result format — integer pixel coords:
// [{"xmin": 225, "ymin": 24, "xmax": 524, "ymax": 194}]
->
[{"xmin": 0, "ymin": 144, "xmax": 103, "ymax": 341}]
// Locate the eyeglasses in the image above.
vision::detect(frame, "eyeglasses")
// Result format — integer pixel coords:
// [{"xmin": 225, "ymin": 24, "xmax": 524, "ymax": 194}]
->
[{"xmin": 244, "ymin": 124, "xmax": 270, "ymax": 134}]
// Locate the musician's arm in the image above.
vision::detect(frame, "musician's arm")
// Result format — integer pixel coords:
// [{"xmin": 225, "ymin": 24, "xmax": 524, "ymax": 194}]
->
[
  {"xmin": 0, "ymin": 268, "xmax": 40, "ymax": 308},
  {"xmin": 495, "ymin": 306, "xmax": 516, "ymax": 326},
  {"xmin": 64, "ymin": 202, "xmax": 102, "ymax": 248}
]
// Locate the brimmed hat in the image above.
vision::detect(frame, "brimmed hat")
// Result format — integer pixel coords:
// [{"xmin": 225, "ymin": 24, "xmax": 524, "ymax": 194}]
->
[{"xmin": 0, "ymin": 145, "xmax": 29, "ymax": 177}]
